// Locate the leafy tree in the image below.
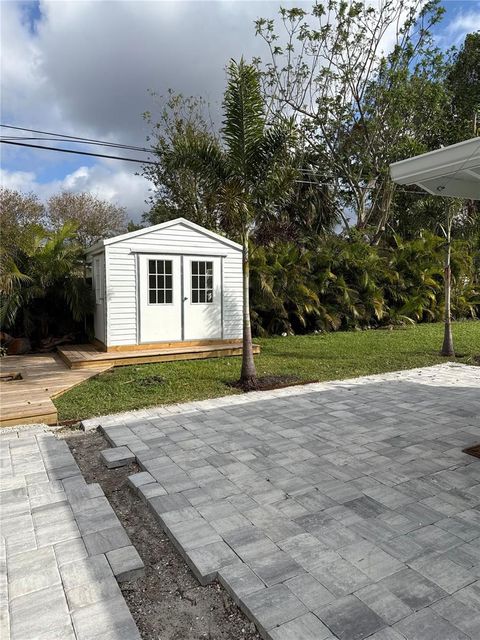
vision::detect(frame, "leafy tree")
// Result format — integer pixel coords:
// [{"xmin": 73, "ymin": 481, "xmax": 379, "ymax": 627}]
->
[
  {"xmin": 253, "ymin": 152, "xmax": 339, "ymax": 246},
  {"xmin": 47, "ymin": 192, "xmax": 127, "ymax": 248},
  {"xmin": 162, "ymin": 59, "xmax": 296, "ymax": 388},
  {"xmin": 0, "ymin": 188, "xmax": 46, "ymax": 252},
  {"xmin": 142, "ymin": 92, "xmax": 225, "ymax": 233},
  {"xmin": 447, "ymin": 32, "xmax": 480, "ymax": 141},
  {"xmin": 255, "ymin": 0, "xmax": 447, "ymax": 238},
  {"xmin": 126, "ymin": 220, "xmax": 144, "ymax": 232}
]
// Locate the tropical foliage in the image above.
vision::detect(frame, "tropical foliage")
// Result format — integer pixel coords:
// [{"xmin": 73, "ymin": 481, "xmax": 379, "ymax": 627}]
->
[
  {"xmin": 149, "ymin": 59, "xmax": 297, "ymax": 387},
  {"xmin": 250, "ymin": 233, "xmax": 479, "ymax": 337},
  {"xmin": 2, "ymin": 3, "xmax": 479, "ymax": 364},
  {"xmin": 0, "ymin": 188, "xmax": 128, "ymax": 344},
  {"xmin": 142, "ymin": 2, "xmax": 479, "ymax": 357},
  {"xmin": 0, "ymin": 221, "xmax": 93, "ymax": 343}
]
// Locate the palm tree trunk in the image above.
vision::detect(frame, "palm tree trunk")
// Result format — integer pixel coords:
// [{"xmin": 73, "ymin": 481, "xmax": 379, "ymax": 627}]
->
[
  {"xmin": 240, "ymin": 232, "xmax": 258, "ymax": 389},
  {"xmin": 441, "ymin": 212, "xmax": 454, "ymax": 357}
]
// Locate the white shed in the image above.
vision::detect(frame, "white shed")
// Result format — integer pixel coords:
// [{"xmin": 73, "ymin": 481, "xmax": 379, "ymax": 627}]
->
[{"xmin": 85, "ymin": 218, "xmax": 243, "ymax": 350}]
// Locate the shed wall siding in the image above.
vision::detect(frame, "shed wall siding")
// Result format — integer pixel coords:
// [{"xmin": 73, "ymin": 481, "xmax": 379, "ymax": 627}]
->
[{"xmin": 104, "ymin": 223, "xmax": 243, "ymax": 346}]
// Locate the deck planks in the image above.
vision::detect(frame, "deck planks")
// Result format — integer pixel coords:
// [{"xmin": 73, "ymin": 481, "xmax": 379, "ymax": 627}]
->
[
  {"xmin": 0, "ymin": 353, "xmax": 111, "ymax": 427},
  {"xmin": 1, "ymin": 341, "xmax": 260, "ymax": 426},
  {"xmin": 58, "ymin": 341, "xmax": 260, "ymax": 369}
]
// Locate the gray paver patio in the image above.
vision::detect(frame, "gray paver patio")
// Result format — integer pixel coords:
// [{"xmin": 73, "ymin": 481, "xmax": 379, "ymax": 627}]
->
[
  {"xmin": 98, "ymin": 363, "xmax": 480, "ymax": 640},
  {"xmin": 0, "ymin": 428, "xmax": 143, "ymax": 640}
]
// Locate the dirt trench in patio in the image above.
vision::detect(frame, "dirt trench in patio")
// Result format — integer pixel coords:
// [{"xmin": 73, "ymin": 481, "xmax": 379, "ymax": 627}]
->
[{"xmin": 62, "ymin": 429, "xmax": 261, "ymax": 640}]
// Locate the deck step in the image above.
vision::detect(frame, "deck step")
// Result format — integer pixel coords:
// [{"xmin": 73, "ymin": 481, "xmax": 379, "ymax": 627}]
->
[
  {"xmin": 0, "ymin": 354, "xmax": 111, "ymax": 427},
  {"xmin": 57, "ymin": 342, "xmax": 260, "ymax": 369}
]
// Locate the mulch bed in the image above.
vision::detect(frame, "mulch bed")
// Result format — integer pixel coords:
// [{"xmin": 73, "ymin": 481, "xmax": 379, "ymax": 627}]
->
[
  {"xmin": 64, "ymin": 430, "xmax": 261, "ymax": 640},
  {"xmin": 463, "ymin": 444, "xmax": 480, "ymax": 459},
  {"xmin": 227, "ymin": 374, "xmax": 316, "ymax": 392}
]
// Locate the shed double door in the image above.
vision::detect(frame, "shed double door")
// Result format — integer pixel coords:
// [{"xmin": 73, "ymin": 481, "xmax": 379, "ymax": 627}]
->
[{"xmin": 139, "ymin": 254, "xmax": 222, "ymax": 343}]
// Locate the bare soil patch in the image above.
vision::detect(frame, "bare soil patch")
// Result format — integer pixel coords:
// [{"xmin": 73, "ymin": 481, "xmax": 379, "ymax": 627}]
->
[
  {"xmin": 227, "ymin": 374, "xmax": 315, "ymax": 392},
  {"xmin": 63, "ymin": 430, "xmax": 261, "ymax": 640},
  {"xmin": 463, "ymin": 443, "xmax": 480, "ymax": 459}
]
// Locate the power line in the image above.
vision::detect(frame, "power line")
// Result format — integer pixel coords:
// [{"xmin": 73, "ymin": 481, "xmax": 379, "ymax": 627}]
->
[
  {"xmin": 0, "ymin": 123, "xmax": 151, "ymax": 153},
  {"xmin": 1, "ymin": 135, "xmax": 153, "ymax": 153},
  {"xmin": 294, "ymin": 180, "xmax": 438, "ymax": 198},
  {"xmin": 0, "ymin": 139, "xmax": 157, "ymax": 164}
]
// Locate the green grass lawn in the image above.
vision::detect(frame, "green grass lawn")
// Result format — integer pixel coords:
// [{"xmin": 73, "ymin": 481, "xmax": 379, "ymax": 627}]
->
[{"xmin": 55, "ymin": 320, "xmax": 479, "ymax": 421}]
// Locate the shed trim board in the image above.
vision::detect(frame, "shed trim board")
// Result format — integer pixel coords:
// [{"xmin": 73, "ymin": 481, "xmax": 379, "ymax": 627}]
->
[
  {"xmin": 390, "ymin": 137, "xmax": 480, "ymax": 200},
  {"xmin": 87, "ymin": 220, "xmax": 243, "ymax": 348},
  {"xmin": 86, "ymin": 217, "xmax": 242, "ymax": 254}
]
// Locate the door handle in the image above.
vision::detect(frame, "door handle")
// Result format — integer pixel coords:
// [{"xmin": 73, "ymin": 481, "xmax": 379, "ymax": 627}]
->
[{"xmin": 183, "ymin": 296, "xmax": 188, "ymax": 301}]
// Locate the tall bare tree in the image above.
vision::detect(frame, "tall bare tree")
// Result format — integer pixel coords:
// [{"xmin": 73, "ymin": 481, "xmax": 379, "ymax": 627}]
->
[
  {"xmin": 47, "ymin": 192, "xmax": 127, "ymax": 248},
  {"xmin": 255, "ymin": 0, "xmax": 446, "ymax": 237}
]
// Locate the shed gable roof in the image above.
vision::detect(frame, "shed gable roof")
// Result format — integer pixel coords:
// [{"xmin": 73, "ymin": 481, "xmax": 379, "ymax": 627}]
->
[{"xmin": 86, "ymin": 217, "xmax": 242, "ymax": 254}]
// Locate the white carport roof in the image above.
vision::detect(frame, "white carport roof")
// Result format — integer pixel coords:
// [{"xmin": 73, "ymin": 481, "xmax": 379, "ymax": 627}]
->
[{"xmin": 390, "ymin": 137, "xmax": 480, "ymax": 200}]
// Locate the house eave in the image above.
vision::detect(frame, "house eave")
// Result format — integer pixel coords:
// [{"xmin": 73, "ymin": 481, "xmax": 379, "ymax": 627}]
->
[{"xmin": 390, "ymin": 137, "xmax": 480, "ymax": 200}]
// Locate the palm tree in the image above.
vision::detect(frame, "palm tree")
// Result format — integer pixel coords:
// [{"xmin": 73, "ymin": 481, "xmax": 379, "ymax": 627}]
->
[
  {"xmin": 0, "ymin": 222, "xmax": 93, "ymax": 340},
  {"xmin": 168, "ymin": 59, "xmax": 295, "ymax": 388}
]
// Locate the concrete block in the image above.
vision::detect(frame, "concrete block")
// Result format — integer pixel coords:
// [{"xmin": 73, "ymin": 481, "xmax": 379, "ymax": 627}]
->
[
  {"xmin": 136, "ymin": 481, "xmax": 166, "ymax": 503},
  {"xmin": 222, "ymin": 527, "xmax": 278, "ymax": 562},
  {"xmin": 9, "ymin": 585, "xmax": 71, "ymax": 640},
  {"xmin": 355, "ymin": 583, "xmax": 413, "ymax": 625},
  {"xmin": 248, "ymin": 550, "xmax": 304, "ymax": 587},
  {"xmin": 218, "ymin": 562, "xmax": 266, "ymax": 605},
  {"xmin": 149, "ymin": 493, "xmax": 189, "ymax": 515},
  {"xmin": 106, "ymin": 545, "xmax": 144, "ymax": 582},
  {"xmin": 394, "ymin": 608, "xmax": 469, "ymax": 640},
  {"xmin": 71, "ymin": 596, "xmax": 140, "ymax": 640},
  {"xmin": 377, "ymin": 568, "xmax": 447, "ymax": 611},
  {"xmin": 65, "ymin": 576, "xmax": 122, "ymax": 610},
  {"xmin": 309, "ymin": 559, "xmax": 371, "ymax": 597},
  {"xmin": 60, "ymin": 554, "xmax": 112, "ymax": 590},
  {"xmin": 409, "ymin": 552, "xmax": 475, "ymax": 594},
  {"xmin": 241, "ymin": 584, "xmax": 307, "ymax": 636},
  {"xmin": 186, "ymin": 540, "xmax": 238, "ymax": 585},
  {"xmin": 315, "ymin": 595, "xmax": 386, "ymax": 640},
  {"xmin": 127, "ymin": 471, "xmax": 155, "ymax": 492},
  {"xmin": 54, "ymin": 538, "xmax": 89, "ymax": 566},
  {"xmin": 338, "ymin": 540, "xmax": 403, "ymax": 581},
  {"xmin": 284, "ymin": 573, "xmax": 335, "ymax": 610},
  {"xmin": 7, "ymin": 547, "xmax": 61, "ymax": 599},
  {"xmin": 270, "ymin": 612, "xmax": 333, "ymax": 640},
  {"xmin": 83, "ymin": 526, "xmax": 132, "ymax": 556},
  {"xmin": 100, "ymin": 446, "xmax": 135, "ymax": 469},
  {"xmin": 166, "ymin": 518, "xmax": 221, "ymax": 551}
]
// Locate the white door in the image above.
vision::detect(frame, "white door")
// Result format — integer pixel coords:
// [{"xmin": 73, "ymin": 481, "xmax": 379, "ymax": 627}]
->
[
  {"xmin": 139, "ymin": 255, "xmax": 182, "ymax": 342},
  {"xmin": 183, "ymin": 256, "xmax": 222, "ymax": 340},
  {"xmin": 92, "ymin": 254, "xmax": 105, "ymax": 344}
]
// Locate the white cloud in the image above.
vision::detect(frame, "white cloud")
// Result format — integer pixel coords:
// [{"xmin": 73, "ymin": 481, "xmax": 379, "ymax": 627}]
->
[
  {"xmin": 1, "ymin": 0, "xmax": 286, "ymax": 216},
  {"xmin": 0, "ymin": 163, "xmax": 151, "ymax": 220},
  {"xmin": 1, "ymin": 0, "xmax": 476, "ymax": 220},
  {"xmin": 441, "ymin": 2, "xmax": 480, "ymax": 45}
]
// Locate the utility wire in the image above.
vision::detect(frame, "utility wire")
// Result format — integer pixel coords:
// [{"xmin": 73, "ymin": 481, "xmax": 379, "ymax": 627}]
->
[
  {"xmin": 1, "ymin": 135, "xmax": 154, "ymax": 153},
  {"xmin": 0, "ymin": 123, "xmax": 151, "ymax": 152},
  {"xmin": 0, "ymin": 139, "xmax": 157, "ymax": 164},
  {"xmin": 4, "ymin": 123, "xmax": 467, "ymax": 198}
]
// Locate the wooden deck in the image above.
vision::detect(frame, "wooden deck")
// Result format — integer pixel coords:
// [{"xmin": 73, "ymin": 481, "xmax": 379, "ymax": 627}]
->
[
  {"xmin": 0, "ymin": 354, "xmax": 111, "ymax": 427},
  {"xmin": 0, "ymin": 341, "xmax": 260, "ymax": 427},
  {"xmin": 58, "ymin": 341, "xmax": 260, "ymax": 369}
]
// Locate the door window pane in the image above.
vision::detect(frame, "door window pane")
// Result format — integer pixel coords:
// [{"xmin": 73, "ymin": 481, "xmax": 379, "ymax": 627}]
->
[
  {"xmin": 191, "ymin": 261, "xmax": 213, "ymax": 304},
  {"xmin": 148, "ymin": 259, "xmax": 173, "ymax": 304}
]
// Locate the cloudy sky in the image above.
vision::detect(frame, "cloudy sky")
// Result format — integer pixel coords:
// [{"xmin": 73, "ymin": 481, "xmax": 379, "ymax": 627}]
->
[{"xmin": 1, "ymin": 0, "xmax": 479, "ymax": 221}]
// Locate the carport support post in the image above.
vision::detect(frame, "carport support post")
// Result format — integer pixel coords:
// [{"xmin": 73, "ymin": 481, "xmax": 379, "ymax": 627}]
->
[{"xmin": 441, "ymin": 206, "xmax": 454, "ymax": 357}]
